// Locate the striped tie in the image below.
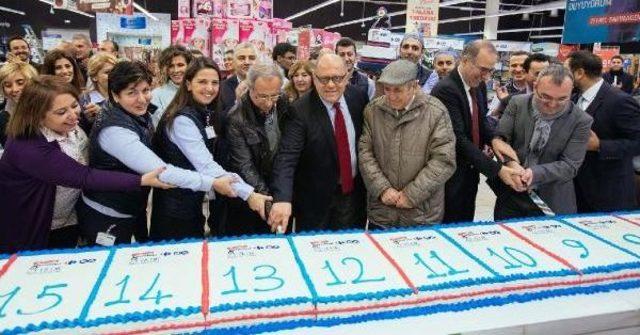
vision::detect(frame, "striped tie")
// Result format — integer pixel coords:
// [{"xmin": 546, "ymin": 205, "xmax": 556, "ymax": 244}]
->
[{"xmin": 529, "ymin": 191, "xmax": 555, "ymax": 216}]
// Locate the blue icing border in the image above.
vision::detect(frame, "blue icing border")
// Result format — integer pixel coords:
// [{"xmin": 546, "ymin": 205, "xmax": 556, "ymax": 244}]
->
[
  {"xmin": 79, "ymin": 248, "xmax": 116, "ymax": 321},
  {"xmin": 286, "ymin": 236, "xmax": 319, "ymax": 302},
  {"xmin": 205, "ymin": 278, "xmax": 640, "ymax": 335},
  {"xmin": 557, "ymin": 218, "xmax": 640, "ymax": 259}
]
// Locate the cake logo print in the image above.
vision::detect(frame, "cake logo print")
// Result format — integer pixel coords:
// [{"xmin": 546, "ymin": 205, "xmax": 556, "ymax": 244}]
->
[
  {"xmin": 28, "ymin": 259, "xmax": 62, "ymax": 274},
  {"xmin": 310, "ymin": 239, "xmax": 360, "ymax": 253},
  {"xmin": 578, "ymin": 219, "xmax": 615, "ymax": 230},
  {"xmin": 160, "ymin": 250, "xmax": 190, "ymax": 257},
  {"xmin": 458, "ymin": 230, "xmax": 501, "ymax": 242},
  {"xmin": 390, "ymin": 235, "xmax": 435, "ymax": 248},
  {"xmin": 521, "ymin": 223, "xmax": 561, "ymax": 235},
  {"xmin": 226, "ymin": 244, "xmax": 280, "ymax": 259},
  {"xmin": 129, "ymin": 251, "xmax": 159, "ymax": 265}
]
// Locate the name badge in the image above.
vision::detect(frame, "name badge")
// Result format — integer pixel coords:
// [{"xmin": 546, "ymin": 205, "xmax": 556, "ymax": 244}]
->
[
  {"xmin": 96, "ymin": 232, "xmax": 116, "ymax": 246},
  {"xmin": 205, "ymin": 126, "xmax": 217, "ymax": 139}
]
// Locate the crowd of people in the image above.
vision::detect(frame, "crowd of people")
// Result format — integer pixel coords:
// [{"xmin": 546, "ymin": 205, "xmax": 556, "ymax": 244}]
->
[{"xmin": 0, "ymin": 32, "xmax": 639, "ymax": 254}]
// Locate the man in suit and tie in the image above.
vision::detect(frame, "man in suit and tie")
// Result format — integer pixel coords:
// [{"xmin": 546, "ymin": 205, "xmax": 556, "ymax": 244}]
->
[
  {"xmin": 567, "ymin": 50, "xmax": 640, "ymax": 212},
  {"xmin": 431, "ymin": 40, "xmax": 524, "ymax": 223},
  {"xmin": 269, "ymin": 54, "xmax": 368, "ymax": 232}
]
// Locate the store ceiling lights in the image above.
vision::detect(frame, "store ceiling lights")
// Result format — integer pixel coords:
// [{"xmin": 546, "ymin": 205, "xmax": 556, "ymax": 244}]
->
[
  {"xmin": 438, "ymin": 0, "xmax": 566, "ymax": 24},
  {"xmin": 454, "ymin": 26, "xmax": 564, "ymax": 36},
  {"xmin": 285, "ymin": 0, "xmax": 340, "ymax": 21},
  {"xmin": 37, "ymin": 0, "xmax": 95, "ymax": 18},
  {"xmin": 529, "ymin": 34, "xmax": 563, "ymax": 39},
  {"xmin": 325, "ymin": 9, "xmax": 407, "ymax": 29},
  {"xmin": 133, "ymin": 2, "xmax": 158, "ymax": 21},
  {"xmin": 0, "ymin": 5, "xmax": 25, "ymax": 15}
]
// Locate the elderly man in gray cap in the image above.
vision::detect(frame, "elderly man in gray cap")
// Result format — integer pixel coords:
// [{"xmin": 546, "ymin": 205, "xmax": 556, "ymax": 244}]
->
[
  {"xmin": 359, "ymin": 59, "xmax": 456, "ymax": 228},
  {"xmin": 399, "ymin": 32, "xmax": 432, "ymax": 86}
]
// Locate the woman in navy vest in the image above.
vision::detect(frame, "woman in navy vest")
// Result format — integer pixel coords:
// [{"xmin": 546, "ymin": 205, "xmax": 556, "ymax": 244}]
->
[
  {"xmin": 152, "ymin": 57, "xmax": 271, "ymax": 240},
  {"xmin": 0, "ymin": 75, "xmax": 170, "ymax": 253},
  {"xmin": 78, "ymin": 61, "xmax": 239, "ymax": 246}
]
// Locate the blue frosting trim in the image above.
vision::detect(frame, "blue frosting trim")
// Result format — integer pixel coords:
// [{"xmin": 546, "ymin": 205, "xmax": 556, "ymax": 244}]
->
[
  {"xmin": 79, "ymin": 305, "xmax": 202, "ymax": 329},
  {"xmin": 202, "ymin": 279, "xmax": 640, "ymax": 335},
  {"xmin": 209, "ymin": 296, "xmax": 312, "ymax": 313},
  {"xmin": 433, "ymin": 228, "xmax": 501, "ymax": 277},
  {"xmin": 557, "ymin": 218, "xmax": 640, "ymax": 259},
  {"xmin": 286, "ymin": 236, "xmax": 319, "ymax": 303},
  {"xmin": 78, "ymin": 248, "xmax": 116, "ymax": 321}
]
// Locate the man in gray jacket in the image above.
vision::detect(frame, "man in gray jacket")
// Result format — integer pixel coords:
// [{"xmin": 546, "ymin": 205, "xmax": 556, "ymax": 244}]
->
[
  {"xmin": 358, "ymin": 59, "xmax": 456, "ymax": 228},
  {"xmin": 491, "ymin": 65, "xmax": 593, "ymax": 219}
]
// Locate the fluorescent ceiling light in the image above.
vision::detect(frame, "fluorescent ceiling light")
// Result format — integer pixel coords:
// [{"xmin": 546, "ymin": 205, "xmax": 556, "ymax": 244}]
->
[
  {"xmin": 133, "ymin": 2, "xmax": 158, "ymax": 21},
  {"xmin": 325, "ymin": 9, "xmax": 406, "ymax": 29},
  {"xmin": 455, "ymin": 26, "xmax": 564, "ymax": 36},
  {"xmin": 0, "ymin": 6, "xmax": 25, "ymax": 15},
  {"xmin": 37, "ymin": 0, "xmax": 95, "ymax": 18},
  {"xmin": 529, "ymin": 34, "xmax": 563, "ymax": 39},
  {"xmin": 286, "ymin": 0, "xmax": 339, "ymax": 21},
  {"xmin": 439, "ymin": 0, "xmax": 565, "ymax": 24}
]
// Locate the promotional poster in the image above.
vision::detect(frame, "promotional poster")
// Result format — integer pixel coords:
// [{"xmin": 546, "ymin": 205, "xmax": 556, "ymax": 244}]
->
[{"xmin": 563, "ymin": 0, "xmax": 640, "ymax": 43}]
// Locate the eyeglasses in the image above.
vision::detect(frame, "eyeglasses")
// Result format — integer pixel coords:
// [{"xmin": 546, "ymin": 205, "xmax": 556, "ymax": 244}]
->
[
  {"xmin": 314, "ymin": 73, "xmax": 347, "ymax": 85},
  {"xmin": 253, "ymin": 92, "xmax": 280, "ymax": 102},
  {"xmin": 535, "ymin": 91, "xmax": 570, "ymax": 105}
]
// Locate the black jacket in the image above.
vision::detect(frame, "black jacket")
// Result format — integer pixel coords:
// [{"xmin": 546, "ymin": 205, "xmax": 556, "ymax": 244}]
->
[
  {"xmin": 270, "ymin": 86, "xmax": 368, "ymax": 230},
  {"xmin": 218, "ymin": 75, "xmax": 240, "ymax": 117},
  {"xmin": 226, "ymin": 94, "xmax": 289, "ymax": 194},
  {"xmin": 574, "ymin": 81, "xmax": 640, "ymax": 211},
  {"xmin": 431, "ymin": 67, "xmax": 501, "ymax": 178},
  {"xmin": 603, "ymin": 70, "xmax": 634, "ymax": 94}
]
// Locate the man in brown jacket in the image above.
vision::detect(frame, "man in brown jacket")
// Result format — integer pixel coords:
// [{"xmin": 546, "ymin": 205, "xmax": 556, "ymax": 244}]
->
[{"xmin": 358, "ymin": 59, "xmax": 456, "ymax": 228}]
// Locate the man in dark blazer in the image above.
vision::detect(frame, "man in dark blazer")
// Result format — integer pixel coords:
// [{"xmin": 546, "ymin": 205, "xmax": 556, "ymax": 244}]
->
[
  {"xmin": 431, "ymin": 40, "xmax": 525, "ymax": 223},
  {"xmin": 218, "ymin": 43, "xmax": 258, "ymax": 118},
  {"xmin": 269, "ymin": 54, "xmax": 368, "ymax": 232},
  {"xmin": 568, "ymin": 50, "xmax": 640, "ymax": 212}
]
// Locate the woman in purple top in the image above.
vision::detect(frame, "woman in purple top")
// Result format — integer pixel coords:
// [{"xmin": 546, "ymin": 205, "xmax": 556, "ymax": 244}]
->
[{"xmin": 0, "ymin": 76, "xmax": 171, "ymax": 253}]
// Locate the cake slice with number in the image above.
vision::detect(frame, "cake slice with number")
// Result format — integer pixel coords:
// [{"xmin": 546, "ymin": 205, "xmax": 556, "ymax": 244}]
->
[
  {"xmin": 79, "ymin": 241, "xmax": 207, "ymax": 334},
  {"xmin": 0, "ymin": 249, "xmax": 110, "ymax": 335},
  {"xmin": 288, "ymin": 232, "xmax": 418, "ymax": 320},
  {"xmin": 206, "ymin": 236, "xmax": 315, "ymax": 331}
]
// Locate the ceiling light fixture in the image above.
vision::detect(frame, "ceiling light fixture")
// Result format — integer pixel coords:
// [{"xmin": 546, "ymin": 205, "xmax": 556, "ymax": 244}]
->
[
  {"xmin": 454, "ymin": 26, "xmax": 564, "ymax": 36},
  {"xmin": 438, "ymin": 0, "xmax": 565, "ymax": 24},
  {"xmin": 325, "ymin": 9, "xmax": 407, "ymax": 29},
  {"xmin": 529, "ymin": 34, "xmax": 563, "ymax": 39},
  {"xmin": 38, "ymin": 0, "xmax": 95, "ymax": 18},
  {"xmin": 0, "ymin": 6, "xmax": 26, "ymax": 15},
  {"xmin": 286, "ymin": 0, "xmax": 340, "ymax": 21},
  {"xmin": 133, "ymin": 2, "xmax": 159, "ymax": 21}
]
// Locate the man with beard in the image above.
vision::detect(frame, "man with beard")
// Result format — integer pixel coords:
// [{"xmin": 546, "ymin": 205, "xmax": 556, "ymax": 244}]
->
[
  {"xmin": 603, "ymin": 55, "xmax": 634, "ymax": 94},
  {"xmin": 398, "ymin": 32, "xmax": 431, "ymax": 87},
  {"xmin": 490, "ymin": 65, "xmax": 593, "ymax": 219},
  {"xmin": 7, "ymin": 36, "xmax": 41, "ymax": 72}
]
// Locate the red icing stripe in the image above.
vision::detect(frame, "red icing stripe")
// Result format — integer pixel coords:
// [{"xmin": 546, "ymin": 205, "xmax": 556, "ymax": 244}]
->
[
  {"xmin": 498, "ymin": 223, "xmax": 583, "ymax": 275},
  {"xmin": 0, "ymin": 254, "xmax": 17, "ymax": 279},
  {"xmin": 201, "ymin": 240, "xmax": 210, "ymax": 318},
  {"xmin": 105, "ymin": 272, "xmax": 640, "ymax": 335},
  {"xmin": 613, "ymin": 214, "xmax": 640, "ymax": 228},
  {"xmin": 365, "ymin": 232, "xmax": 419, "ymax": 294}
]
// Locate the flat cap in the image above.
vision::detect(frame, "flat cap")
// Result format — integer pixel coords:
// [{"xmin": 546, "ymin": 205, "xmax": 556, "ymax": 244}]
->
[{"xmin": 378, "ymin": 59, "xmax": 419, "ymax": 85}]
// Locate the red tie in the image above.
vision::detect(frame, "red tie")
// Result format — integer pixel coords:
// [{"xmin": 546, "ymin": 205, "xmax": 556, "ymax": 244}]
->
[
  {"xmin": 469, "ymin": 88, "xmax": 481, "ymax": 148},
  {"xmin": 333, "ymin": 102, "xmax": 354, "ymax": 194}
]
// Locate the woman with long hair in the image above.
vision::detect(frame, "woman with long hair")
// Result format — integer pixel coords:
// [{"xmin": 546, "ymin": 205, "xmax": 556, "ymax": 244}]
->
[
  {"xmin": 150, "ymin": 45, "xmax": 193, "ymax": 126},
  {"xmin": 151, "ymin": 57, "xmax": 271, "ymax": 240},
  {"xmin": 42, "ymin": 49, "xmax": 85, "ymax": 92},
  {"xmin": 284, "ymin": 60, "xmax": 313, "ymax": 102},
  {"xmin": 0, "ymin": 75, "xmax": 169, "ymax": 253},
  {"xmin": 0, "ymin": 61, "xmax": 38, "ymax": 147},
  {"xmin": 77, "ymin": 60, "xmax": 237, "ymax": 246}
]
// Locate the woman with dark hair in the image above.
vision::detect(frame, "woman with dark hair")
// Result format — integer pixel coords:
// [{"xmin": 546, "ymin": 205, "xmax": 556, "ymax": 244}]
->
[
  {"xmin": 151, "ymin": 45, "xmax": 193, "ymax": 127},
  {"xmin": 152, "ymin": 57, "xmax": 271, "ymax": 240},
  {"xmin": 42, "ymin": 49, "xmax": 85, "ymax": 92},
  {"xmin": 0, "ymin": 75, "xmax": 170, "ymax": 253},
  {"xmin": 77, "ymin": 60, "xmax": 237, "ymax": 246}
]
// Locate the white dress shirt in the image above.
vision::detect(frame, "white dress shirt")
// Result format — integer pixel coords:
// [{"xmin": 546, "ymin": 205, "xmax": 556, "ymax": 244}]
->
[
  {"xmin": 458, "ymin": 67, "xmax": 474, "ymax": 117},
  {"xmin": 320, "ymin": 95, "xmax": 357, "ymax": 178},
  {"xmin": 578, "ymin": 78, "xmax": 604, "ymax": 111}
]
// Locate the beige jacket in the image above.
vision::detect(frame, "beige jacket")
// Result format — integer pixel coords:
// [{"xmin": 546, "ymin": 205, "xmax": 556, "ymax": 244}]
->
[{"xmin": 358, "ymin": 90, "xmax": 456, "ymax": 226}]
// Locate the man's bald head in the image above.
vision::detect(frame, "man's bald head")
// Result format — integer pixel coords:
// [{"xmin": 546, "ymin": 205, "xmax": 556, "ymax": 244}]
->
[{"xmin": 314, "ymin": 53, "xmax": 349, "ymax": 104}]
